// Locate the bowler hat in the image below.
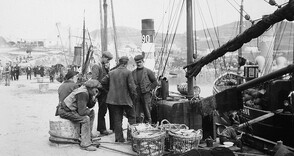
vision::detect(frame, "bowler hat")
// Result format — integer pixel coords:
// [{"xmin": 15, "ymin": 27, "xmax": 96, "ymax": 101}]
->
[
  {"xmin": 65, "ymin": 70, "xmax": 78, "ymax": 80},
  {"xmin": 102, "ymin": 51, "xmax": 113, "ymax": 60},
  {"xmin": 134, "ymin": 55, "xmax": 144, "ymax": 62}
]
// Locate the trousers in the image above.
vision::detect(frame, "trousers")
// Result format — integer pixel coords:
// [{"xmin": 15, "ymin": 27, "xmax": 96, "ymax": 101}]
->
[
  {"xmin": 58, "ymin": 107, "xmax": 95, "ymax": 147},
  {"xmin": 108, "ymin": 104, "xmax": 136, "ymax": 142}
]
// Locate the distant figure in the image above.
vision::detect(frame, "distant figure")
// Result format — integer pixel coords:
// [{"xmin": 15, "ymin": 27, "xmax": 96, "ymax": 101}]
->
[
  {"xmin": 100, "ymin": 56, "xmax": 137, "ymax": 142},
  {"xmin": 33, "ymin": 66, "xmax": 37, "ymax": 77},
  {"xmin": 132, "ymin": 54, "xmax": 159, "ymax": 123},
  {"xmin": 91, "ymin": 51, "xmax": 114, "ymax": 135},
  {"xmin": 40, "ymin": 66, "xmax": 45, "ymax": 77},
  {"xmin": 49, "ymin": 66, "xmax": 55, "ymax": 82},
  {"xmin": 4, "ymin": 63, "xmax": 11, "ymax": 86},
  {"xmin": 10, "ymin": 65, "xmax": 15, "ymax": 81},
  {"xmin": 15, "ymin": 64, "xmax": 20, "ymax": 81},
  {"xmin": 26, "ymin": 65, "xmax": 32, "ymax": 80}
]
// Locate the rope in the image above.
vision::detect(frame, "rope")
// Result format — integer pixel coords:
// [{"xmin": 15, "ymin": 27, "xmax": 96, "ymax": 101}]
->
[
  {"xmin": 161, "ymin": 0, "xmax": 185, "ymax": 77},
  {"xmin": 99, "ymin": 144, "xmax": 137, "ymax": 156}
]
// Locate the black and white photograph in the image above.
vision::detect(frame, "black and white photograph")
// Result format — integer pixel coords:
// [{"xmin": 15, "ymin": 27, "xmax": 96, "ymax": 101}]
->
[{"xmin": 0, "ymin": 0, "xmax": 293, "ymax": 155}]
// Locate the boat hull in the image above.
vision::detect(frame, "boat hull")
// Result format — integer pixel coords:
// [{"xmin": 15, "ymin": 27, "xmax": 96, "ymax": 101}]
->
[
  {"xmin": 213, "ymin": 72, "xmax": 243, "ymax": 94},
  {"xmin": 241, "ymin": 106, "xmax": 294, "ymax": 148}
]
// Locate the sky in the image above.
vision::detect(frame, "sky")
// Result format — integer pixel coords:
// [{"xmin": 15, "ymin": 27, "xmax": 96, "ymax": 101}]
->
[{"xmin": 0, "ymin": 0, "xmax": 287, "ymax": 41}]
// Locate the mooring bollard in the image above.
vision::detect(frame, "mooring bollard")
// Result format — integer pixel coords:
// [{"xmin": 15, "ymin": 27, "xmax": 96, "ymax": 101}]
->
[{"xmin": 49, "ymin": 116, "xmax": 81, "ymax": 143}]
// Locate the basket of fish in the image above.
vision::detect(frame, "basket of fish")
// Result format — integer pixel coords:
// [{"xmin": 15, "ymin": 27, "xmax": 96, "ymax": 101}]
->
[
  {"xmin": 130, "ymin": 123, "xmax": 166, "ymax": 156},
  {"xmin": 159, "ymin": 119, "xmax": 189, "ymax": 151},
  {"xmin": 168, "ymin": 129, "xmax": 202, "ymax": 154}
]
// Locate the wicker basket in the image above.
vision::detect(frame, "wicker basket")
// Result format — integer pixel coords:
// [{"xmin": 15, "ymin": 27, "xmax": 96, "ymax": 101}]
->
[
  {"xmin": 159, "ymin": 119, "xmax": 189, "ymax": 152},
  {"xmin": 168, "ymin": 129, "xmax": 202, "ymax": 154},
  {"xmin": 132, "ymin": 130, "xmax": 166, "ymax": 156}
]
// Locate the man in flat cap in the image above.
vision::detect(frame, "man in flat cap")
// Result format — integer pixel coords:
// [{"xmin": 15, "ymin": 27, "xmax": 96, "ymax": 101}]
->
[
  {"xmin": 57, "ymin": 79, "xmax": 101, "ymax": 151},
  {"xmin": 56, "ymin": 70, "xmax": 79, "ymax": 116},
  {"xmin": 100, "ymin": 56, "xmax": 137, "ymax": 142},
  {"xmin": 91, "ymin": 51, "xmax": 114, "ymax": 135},
  {"xmin": 132, "ymin": 54, "xmax": 159, "ymax": 123}
]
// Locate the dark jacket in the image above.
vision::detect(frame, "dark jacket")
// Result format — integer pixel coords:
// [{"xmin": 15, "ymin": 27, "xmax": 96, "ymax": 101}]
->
[
  {"xmin": 91, "ymin": 62, "xmax": 108, "ymax": 81},
  {"xmin": 132, "ymin": 67, "xmax": 158, "ymax": 94},
  {"xmin": 101, "ymin": 66, "xmax": 137, "ymax": 106},
  {"xmin": 56, "ymin": 80, "xmax": 79, "ymax": 116},
  {"xmin": 26, "ymin": 66, "xmax": 32, "ymax": 74}
]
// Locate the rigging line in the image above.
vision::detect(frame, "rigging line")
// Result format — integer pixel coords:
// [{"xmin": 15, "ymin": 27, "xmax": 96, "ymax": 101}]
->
[
  {"xmin": 99, "ymin": 0, "xmax": 104, "ymax": 53},
  {"xmin": 205, "ymin": 0, "xmax": 220, "ymax": 47},
  {"xmin": 196, "ymin": 1, "xmax": 217, "ymax": 73},
  {"xmin": 196, "ymin": 1, "xmax": 212, "ymax": 54},
  {"xmin": 157, "ymin": 0, "xmax": 180, "ymax": 76},
  {"xmin": 161, "ymin": 0, "xmax": 184, "ymax": 77},
  {"xmin": 56, "ymin": 23, "xmax": 68, "ymax": 66},
  {"xmin": 225, "ymin": 0, "xmax": 249, "ymax": 22},
  {"xmin": 231, "ymin": 0, "xmax": 251, "ymax": 18},
  {"xmin": 205, "ymin": 0, "xmax": 228, "ymax": 71},
  {"xmin": 160, "ymin": 0, "xmax": 182, "ymax": 76},
  {"xmin": 274, "ymin": 22, "xmax": 288, "ymax": 58},
  {"xmin": 193, "ymin": 0, "xmax": 197, "ymax": 58},
  {"xmin": 261, "ymin": 25, "xmax": 277, "ymax": 74},
  {"xmin": 286, "ymin": 22, "xmax": 293, "ymax": 59},
  {"xmin": 155, "ymin": 0, "xmax": 175, "ymax": 69},
  {"xmin": 110, "ymin": 0, "xmax": 119, "ymax": 63},
  {"xmin": 262, "ymin": 23, "xmax": 286, "ymax": 74},
  {"xmin": 196, "ymin": 0, "xmax": 215, "ymax": 50}
]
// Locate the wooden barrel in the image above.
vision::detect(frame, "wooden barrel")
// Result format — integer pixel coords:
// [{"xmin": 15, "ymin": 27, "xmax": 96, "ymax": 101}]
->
[
  {"xmin": 39, "ymin": 83, "xmax": 49, "ymax": 92},
  {"xmin": 49, "ymin": 116, "xmax": 80, "ymax": 140}
]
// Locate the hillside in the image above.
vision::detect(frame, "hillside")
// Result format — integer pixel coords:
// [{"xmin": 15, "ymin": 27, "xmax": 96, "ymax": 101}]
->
[
  {"xmin": 0, "ymin": 36, "xmax": 7, "ymax": 47},
  {"xmin": 91, "ymin": 20, "xmax": 294, "ymax": 54}
]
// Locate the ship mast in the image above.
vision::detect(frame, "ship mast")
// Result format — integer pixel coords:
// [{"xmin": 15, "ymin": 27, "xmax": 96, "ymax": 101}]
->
[
  {"xmin": 187, "ymin": 0, "xmax": 194, "ymax": 99},
  {"xmin": 237, "ymin": 0, "xmax": 244, "ymax": 75},
  {"xmin": 103, "ymin": 0, "xmax": 108, "ymax": 52},
  {"xmin": 82, "ymin": 11, "xmax": 86, "ymax": 68}
]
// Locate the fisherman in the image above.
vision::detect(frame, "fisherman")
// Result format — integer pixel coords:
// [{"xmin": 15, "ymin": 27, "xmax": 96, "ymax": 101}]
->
[
  {"xmin": 91, "ymin": 51, "xmax": 114, "ymax": 135},
  {"xmin": 219, "ymin": 111, "xmax": 243, "ymax": 150},
  {"xmin": 100, "ymin": 56, "xmax": 137, "ymax": 142},
  {"xmin": 57, "ymin": 79, "xmax": 100, "ymax": 151},
  {"xmin": 55, "ymin": 70, "xmax": 79, "ymax": 116},
  {"xmin": 132, "ymin": 54, "xmax": 159, "ymax": 123},
  {"xmin": 26, "ymin": 65, "xmax": 32, "ymax": 80}
]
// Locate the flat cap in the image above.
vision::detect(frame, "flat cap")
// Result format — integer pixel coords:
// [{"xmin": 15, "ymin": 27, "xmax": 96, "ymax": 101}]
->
[
  {"xmin": 64, "ymin": 70, "xmax": 78, "ymax": 80},
  {"xmin": 84, "ymin": 79, "xmax": 101, "ymax": 88},
  {"xmin": 134, "ymin": 55, "xmax": 144, "ymax": 62},
  {"xmin": 119, "ymin": 56, "xmax": 129, "ymax": 63},
  {"xmin": 102, "ymin": 51, "xmax": 113, "ymax": 60}
]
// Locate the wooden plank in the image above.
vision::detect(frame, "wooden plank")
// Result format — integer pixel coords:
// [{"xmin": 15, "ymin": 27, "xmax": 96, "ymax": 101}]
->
[{"xmin": 238, "ymin": 112, "xmax": 275, "ymax": 129}]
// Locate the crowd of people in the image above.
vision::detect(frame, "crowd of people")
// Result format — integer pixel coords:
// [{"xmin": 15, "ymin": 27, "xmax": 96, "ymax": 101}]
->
[
  {"xmin": 55, "ymin": 51, "xmax": 159, "ymax": 151},
  {"xmin": 0, "ymin": 61, "xmax": 60, "ymax": 86}
]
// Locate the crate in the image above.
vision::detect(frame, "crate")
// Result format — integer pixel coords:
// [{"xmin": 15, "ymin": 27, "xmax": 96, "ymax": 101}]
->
[{"xmin": 168, "ymin": 129, "xmax": 202, "ymax": 154}]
